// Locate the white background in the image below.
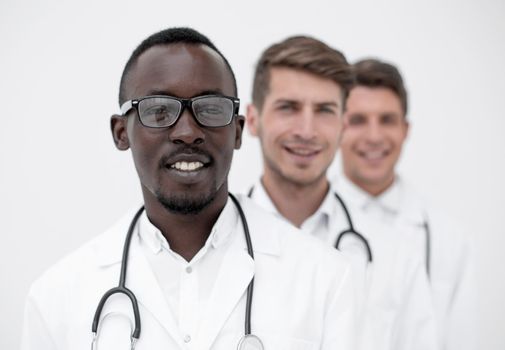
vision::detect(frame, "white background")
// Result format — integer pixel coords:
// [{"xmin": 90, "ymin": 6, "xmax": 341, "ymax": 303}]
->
[{"xmin": 1, "ymin": 0, "xmax": 504, "ymax": 348}]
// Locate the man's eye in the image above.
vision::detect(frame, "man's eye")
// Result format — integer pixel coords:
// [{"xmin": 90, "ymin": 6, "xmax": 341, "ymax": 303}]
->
[
  {"xmin": 197, "ymin": 106, "xmax": 223, "ymax": 115},
  {"xmin": 347, "ymin": 114, "xmax": 366, "ymax": 125},
  {"xmin": 277, "ymin": 104, "xmax": 297, "ymax": 112},
  {"xmin": 381, "ymin": 114, "xmax": 400, "ymax": 125},
  {"xmin": 144, "ymin": 105, "xmax": 168, "ymax": 115},
  {"xmin": 317, "ymin": 106, "xmax": 338, "ymax": 115}
]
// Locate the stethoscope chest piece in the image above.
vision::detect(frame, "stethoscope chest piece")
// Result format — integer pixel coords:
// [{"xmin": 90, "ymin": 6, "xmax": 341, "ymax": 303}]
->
[{"xmin": 237, "ymin": 334, "xmax": 264, "ymax": 350}]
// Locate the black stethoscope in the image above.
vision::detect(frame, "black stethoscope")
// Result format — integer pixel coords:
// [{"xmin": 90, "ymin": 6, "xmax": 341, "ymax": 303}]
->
[
  {"xmin": 247, "ymin": 186, "xmax": 373, "ymax": 263},
  {"xmin": 421, "ymin": 215, "xmax": 431, "ymax": 279},
  {"xmin": 91, "ymin": 193, "xmax": 264, "ymax": 350}
]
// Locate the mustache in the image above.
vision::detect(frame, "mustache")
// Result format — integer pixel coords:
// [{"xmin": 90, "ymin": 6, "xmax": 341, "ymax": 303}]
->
[{"xmin": 158, "ymin": 145, "xmax": 213, "ymax": 168}]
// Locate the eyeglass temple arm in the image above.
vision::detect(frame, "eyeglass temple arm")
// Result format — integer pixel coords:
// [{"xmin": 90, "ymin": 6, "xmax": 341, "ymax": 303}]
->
[{"xmin": 120, "ymin": 100, "xmax": 134, "ymax": 115}]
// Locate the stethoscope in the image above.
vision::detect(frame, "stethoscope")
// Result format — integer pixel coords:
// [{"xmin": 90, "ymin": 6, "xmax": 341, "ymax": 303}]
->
[
  {"xmin": 421, "ymin": 215, "xmax": 431, "ymax": 279},
  {"xmin": 247, "ymin": 187, "xmax": 373, "ymax": 263},
  {"xmin": 91, "ymin": 193, "xmax": 264, "ymax": 350}
]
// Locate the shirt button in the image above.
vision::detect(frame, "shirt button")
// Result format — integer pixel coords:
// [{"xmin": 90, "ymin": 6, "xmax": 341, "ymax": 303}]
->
[
  {"xmin": 186, "ymin": 266, "xmax": 192, "ymax": 274},
  {"xmin": 184, "ymin": 334, "xmax": 191, "ymax": 343}
]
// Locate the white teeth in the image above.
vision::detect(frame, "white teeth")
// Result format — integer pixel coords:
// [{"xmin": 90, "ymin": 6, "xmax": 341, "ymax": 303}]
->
[
  {"xmin": 171, "ymin": 161, "xmax": 204, "ymax": 171},
  {"xmin": 362, "ymin": 150, "xmax": 385, "ymax": 160},
  {"xmin": 289, "ymin": 148, "xmax": 316, "ymax": 156}
]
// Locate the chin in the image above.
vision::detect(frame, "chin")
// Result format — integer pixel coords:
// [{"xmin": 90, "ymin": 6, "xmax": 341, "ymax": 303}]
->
[
  {"xmin": 155, "ymin": 187, "xmax": 217, "ymax": 215},
  {"xmin": 285, "ymin": 170, "xmax": 325, "ymax": 187}
]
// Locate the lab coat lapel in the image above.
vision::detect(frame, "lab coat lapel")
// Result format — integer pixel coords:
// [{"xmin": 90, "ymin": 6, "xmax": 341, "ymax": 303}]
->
[
  {"xmin": 195, "ymin": 232, "xmax": 255, "ymax": 350},
  {"xmin": 125, "ymin": 237, "xmax": 187, "ymax": 348}
]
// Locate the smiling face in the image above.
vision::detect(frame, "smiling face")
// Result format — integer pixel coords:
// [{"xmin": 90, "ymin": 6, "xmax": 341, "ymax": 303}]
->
[
  {"xmin": 341, "ymin": 86, "xmax": 409, "ymax": 195},
  {"xmin": 247, "ymin": 67, "xmax": 344, "ymax": 187},
  {"xmin": 111, "ymin": 43, "xmax": 243, "ymax": 214}
]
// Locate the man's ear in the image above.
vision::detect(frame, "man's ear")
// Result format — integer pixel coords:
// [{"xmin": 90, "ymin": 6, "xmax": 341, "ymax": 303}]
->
[
  {"xmin": 246, "ymin": 104, "xmax": 260, "ymax": 136},
  {"xmin": 234, "ymin": 114, "xmax": 245, "ymax": 149},
  {"xmin": 110, "ymin": 114, "xmax": 130, "ymax": 150}
]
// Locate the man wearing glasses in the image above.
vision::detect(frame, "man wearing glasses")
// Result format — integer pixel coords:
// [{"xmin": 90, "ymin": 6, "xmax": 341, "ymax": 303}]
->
[{"xmin": 21, "ymin": 28, "xmax": 357, "ymax": 349}]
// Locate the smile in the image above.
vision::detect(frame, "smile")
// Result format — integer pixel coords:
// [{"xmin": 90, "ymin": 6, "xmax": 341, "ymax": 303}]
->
[
  {"xmin": 284, "ymin": 145, "xmax": 322, "ymax": 157},
  {"xmin": 170, "ymin": 161, "xmax": 204, "ymax": 172},
  {"xmin": 357, "ymin": 149, "xmax": 390, "ymax": 161}
]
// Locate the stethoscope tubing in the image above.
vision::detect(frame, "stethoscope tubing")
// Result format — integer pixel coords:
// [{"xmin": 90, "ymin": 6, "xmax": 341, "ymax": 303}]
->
[
  {"xmin": 422, "ymin": 215, "xmax": 431, "ymax": 279},
  {"xmin": 92, "ymin": 206, "xmax": 144, "ymax": 341},
  {"xmin": 247, "ymin": 186, "xmax": 373, "ymax": 263},
  {"xmin": 333, "ymin": 192, "xmax": 373, "ymax": 263},
  {"xmin": 228, "ymin": 193, "xmax": 255, "ymax": 335}
]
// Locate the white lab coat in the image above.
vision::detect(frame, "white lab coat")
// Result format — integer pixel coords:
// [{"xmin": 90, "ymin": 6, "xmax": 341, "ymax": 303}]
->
[
  {"xmin": 246, "ymin": 181, "xmax": 439, "ymax": 350},
  {"xmin": 334, "ymin": 175, "xmax": 475, "ymax": 350},
  {"xmin": 21, "ymin": 195, "xmax": 357, "ymax": 350}
]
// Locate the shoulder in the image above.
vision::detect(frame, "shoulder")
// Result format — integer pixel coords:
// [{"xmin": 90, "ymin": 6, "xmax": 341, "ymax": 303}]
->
[
  {"xmin": 399, "ymin": 180, "xmax": 470, "ymax": 243},
  {"xmin": 235, "ymin": 194, "xmax": 351, "ymax": 278},
  {"xmin": 27, "ymin": 209, "xmax": 136, "ymax": 301}
]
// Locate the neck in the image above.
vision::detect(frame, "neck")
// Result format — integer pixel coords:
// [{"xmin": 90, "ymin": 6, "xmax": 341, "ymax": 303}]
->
[
  {"xmin": 261, "ymin": 169, "xmax": 329, "ymax": 228},
  {"xmin": 142, "ymin": 187, "xmax": 228, "ymax": 262}
]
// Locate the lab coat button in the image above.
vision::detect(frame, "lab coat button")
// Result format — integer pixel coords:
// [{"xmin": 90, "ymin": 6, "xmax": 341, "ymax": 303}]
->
[
  {"xmin": 184, "ymin": 334, "xmax": 191, "ymax": 343},
  {"xmin": 186, "ymin": 266, "xmax": 192, "ymax": 273}
]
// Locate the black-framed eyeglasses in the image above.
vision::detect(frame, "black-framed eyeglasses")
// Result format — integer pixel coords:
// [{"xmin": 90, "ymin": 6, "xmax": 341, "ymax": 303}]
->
[{"xmin": 120, "ymin": 95, "xmax": 240, "ymax": 128}]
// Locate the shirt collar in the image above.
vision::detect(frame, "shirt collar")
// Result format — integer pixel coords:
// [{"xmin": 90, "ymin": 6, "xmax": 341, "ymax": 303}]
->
[
  {"xmin": 335, "ymin": 173, "xmax": 402, "ymax": 214},
  {"xmin": 375, "ymin": 178, "xmax": 402, "ymax": 215},
  {"xmin": 94, "ymin": 197, "xmax": 282, "ymax": 267},
  {"xmin": 249, "ymin": 178, "xmax": 338, "ymax": 229},
  {"xmin": 335, "ymin": 174, "xmax": 373, "ymax": 209},
  {"xmin": 138, "ymin": 199, "xmax": 238, "ymax": 255}
]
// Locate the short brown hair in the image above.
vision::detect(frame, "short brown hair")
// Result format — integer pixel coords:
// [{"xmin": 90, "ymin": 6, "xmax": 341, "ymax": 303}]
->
[
  {"xmin": 353, "ymin": 58, "xmax": 408, "ymax": 116},
  {"xmin": 252, "ymin": 36, "xmax": 353, "ymax": 110}
]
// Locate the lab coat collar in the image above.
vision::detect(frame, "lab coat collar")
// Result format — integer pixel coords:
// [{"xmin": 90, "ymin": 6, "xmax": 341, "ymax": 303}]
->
[
  {"xmin": 375, "ymin": 176, "xmax": 427, "ymax": 224},
  {"xmin": 246, "ymin": 179, "xmax": 280, "ymax": 218},
  {"xmin": 231, "ymin": 193, "xmax": 282, "ymax": 257},
  {"xmin": 336, "ymin": 174, "xmax": 426, "ymax": 225},
  {"xmin": 335, "ymin": 174, "xmax": 374, "ymax": 210},
  {"xmin": 93, "ymin": 195, "xmax": 282, "ymax": 267}
]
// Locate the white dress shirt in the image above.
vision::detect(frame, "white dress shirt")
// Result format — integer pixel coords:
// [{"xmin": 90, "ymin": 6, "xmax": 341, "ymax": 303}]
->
[
  {"xmin": 137, "ymin": 200, "xmax": 237, "ymax": 344},
  {"xmin": 21, "ymin": 195, "xmax": 358, "ymax": 350},
  {"xmin": 335, "ymin": 174, "xmax": 475, "ymax": 350},
  {"xmin": 247, "ymin": 180, "xmax": 439, "ymax": 350}
]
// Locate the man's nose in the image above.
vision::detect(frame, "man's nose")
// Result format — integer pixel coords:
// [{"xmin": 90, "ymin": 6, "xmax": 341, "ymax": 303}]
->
[
  {"xmin": 364, "ymin": 121, "xmax": 384, "ymax": 144},
  {"xmin": 293, "ymin": 109, "xmax": 317, "ymax": 140},
  {"xmin": 168, "ymin": 108, "xmax": 205, "ymax": 145}
]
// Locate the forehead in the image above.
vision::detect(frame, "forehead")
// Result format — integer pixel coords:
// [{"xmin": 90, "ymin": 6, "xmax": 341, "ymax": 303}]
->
[
  {"xmin": 266, "ymin": 67, "xmax": 343, "ymax": 103},
  {"xmin": 125, "ymin": 43, "xmax": 235, "ymax": 100},
  {"xmin": 347, "ymin": 86, "xmax": 403, "ymax": 114}
]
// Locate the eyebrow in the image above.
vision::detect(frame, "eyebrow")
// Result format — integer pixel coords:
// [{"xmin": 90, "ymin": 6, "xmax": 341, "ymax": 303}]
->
[
  {"xmin": 144, "ymin": 89, "xmax": 226, "ymax": 98},
  {"xmin": 314, "ymin": 101, "xmax": 340, "ymax": 108},
  {"xmin": 274, "ymin": 99, "xmax": 340, "ymax": 108}
]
